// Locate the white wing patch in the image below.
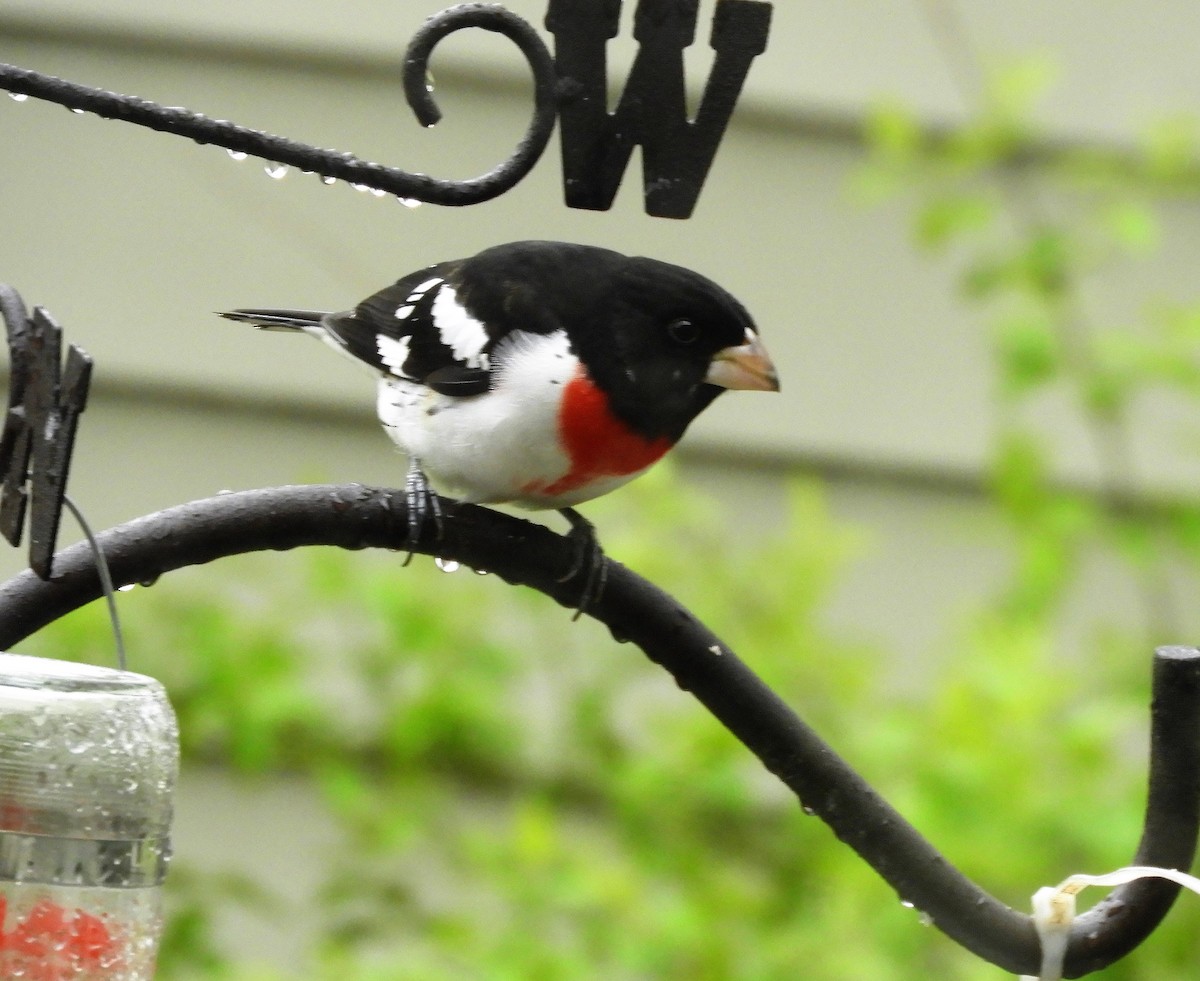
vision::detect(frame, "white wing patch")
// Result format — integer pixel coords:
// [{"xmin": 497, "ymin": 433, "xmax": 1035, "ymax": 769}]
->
[
  {"xmin": 376, "ymin": 334, "xmax": 412, "ymax": 374},
  {"xmin": 410, "ymin": 277, "xmax": 441, "ymax": 297},
  {"xmin": 431, "ymin": 286, "xmax": 488, "ymax": 368},
  {"xmin": 394, "ymin": 276, "xmax": 442, "ymax": 320}
]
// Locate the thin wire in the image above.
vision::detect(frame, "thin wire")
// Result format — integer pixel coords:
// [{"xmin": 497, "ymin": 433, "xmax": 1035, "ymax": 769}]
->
[{"xmin": 61, "ymin": 494, "xmax": 126, "ymax": 671}]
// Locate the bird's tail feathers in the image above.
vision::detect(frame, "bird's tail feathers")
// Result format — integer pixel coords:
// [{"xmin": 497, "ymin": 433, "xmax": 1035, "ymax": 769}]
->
[{"xmin": 218, "ymin": 309, "xmax": 329, "ymax": 332}]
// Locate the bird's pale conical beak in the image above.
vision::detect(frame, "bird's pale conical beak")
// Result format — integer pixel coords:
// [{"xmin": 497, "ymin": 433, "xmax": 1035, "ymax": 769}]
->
[{"xmin": 705, "ymin": 329, "xmax": 780, "ymax": 392}]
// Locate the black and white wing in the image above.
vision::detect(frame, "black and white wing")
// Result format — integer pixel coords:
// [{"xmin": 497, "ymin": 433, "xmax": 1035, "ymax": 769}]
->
[
  {"xmin": 223, "ymin": 261, "xmax": 516, "ymax": 398},
  {"xmin": 322, "ymin": 262, "xmax": 498, "ymax": 397}
]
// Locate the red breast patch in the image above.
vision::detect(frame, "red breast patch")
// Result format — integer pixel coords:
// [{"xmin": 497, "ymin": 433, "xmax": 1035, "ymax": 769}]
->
[{"xmin": 523, "ymin": 368, "xmax": 670, "ymax": 497}]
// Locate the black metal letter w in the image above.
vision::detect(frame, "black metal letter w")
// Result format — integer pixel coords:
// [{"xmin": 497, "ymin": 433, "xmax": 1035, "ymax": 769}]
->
[{"xmin": 547, "ymin": 0, "xmax": 772, "ymax": 219}]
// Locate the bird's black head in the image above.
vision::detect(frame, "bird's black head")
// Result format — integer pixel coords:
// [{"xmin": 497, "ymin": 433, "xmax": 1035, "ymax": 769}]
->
[{"xmin": 454, "ymin": 241, "xmax": 779, "ymax": 443}]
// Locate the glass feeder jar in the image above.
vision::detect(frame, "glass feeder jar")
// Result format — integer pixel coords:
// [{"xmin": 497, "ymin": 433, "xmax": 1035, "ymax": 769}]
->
[{"xmin": 0, "ymin": 653, "xmax": 179, "ymax": 980}]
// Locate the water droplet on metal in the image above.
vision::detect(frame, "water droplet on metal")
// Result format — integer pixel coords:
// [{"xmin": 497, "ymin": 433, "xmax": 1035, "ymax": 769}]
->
[
  {"xmin": 8, "ymin": 92, "xmax": 29, "ymax": 102},
  {"xmin": 320, "ymin": 175, "xmax": 337, "ymax": 185},
  {"xmin": 473, "ymin": 568, "xmax": 488, "ymax": 576},
  {"xmin": 264, "ymin": 162, "xmax": 289, "ymax": 180},
  {"xmin": 398, "ymin": 197, "xmax": 422, "ymax": 209},
  {"xmin": 117, "ymin": 584, "xmax": 136, "ymax": 593},
  {"xmin": 68, "ymin": 106, "xmax": 85, "ymax": 114},
  {"xmin": 226, "ymin": 149, "xmax": 248, "ymax": 161},
  {"xmin": 435, "ymin": 557, "xmax": 460, "ymax": 573}
]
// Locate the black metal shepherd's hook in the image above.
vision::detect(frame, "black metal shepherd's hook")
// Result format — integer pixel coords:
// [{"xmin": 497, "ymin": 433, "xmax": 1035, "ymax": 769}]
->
[{"xmin": 0, "ymin": 483, "xmax": 1195, "ymax": 978}]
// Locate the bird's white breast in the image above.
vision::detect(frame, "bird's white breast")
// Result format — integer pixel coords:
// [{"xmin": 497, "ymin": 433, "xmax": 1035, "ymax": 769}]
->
[{"xmin": 376, "ymin": 329, "xmax": 577, "ymax": 505}]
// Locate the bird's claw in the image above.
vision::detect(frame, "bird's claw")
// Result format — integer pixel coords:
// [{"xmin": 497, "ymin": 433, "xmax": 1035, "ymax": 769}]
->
[
  {"xmin": 403, "ymin": 459, "xmax": 443, "ymax": 564},
  {"xmin": 558, "ymin": 508, "xmax": 607, "ymax": 621}
]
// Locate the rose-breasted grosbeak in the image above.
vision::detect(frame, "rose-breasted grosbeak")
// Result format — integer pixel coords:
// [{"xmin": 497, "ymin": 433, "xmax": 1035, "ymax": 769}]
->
[{"xmin": 221, "ymin": 240, "xmax": 778, "ymax": 610}]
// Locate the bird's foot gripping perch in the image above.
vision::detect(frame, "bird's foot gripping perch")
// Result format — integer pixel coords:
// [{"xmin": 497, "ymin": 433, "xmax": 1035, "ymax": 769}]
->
[
  {"xmin": 557, "ymin": 507, "xmax": 608, "ymax": 621},
  {"xmin": 402, "ymin": 458, "xmax": 443, "ymax": 564}
]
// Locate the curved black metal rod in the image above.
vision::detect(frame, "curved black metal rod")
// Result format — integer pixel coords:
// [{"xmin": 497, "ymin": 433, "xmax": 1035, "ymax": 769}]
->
[
  {"xmin": 0, "ymin": 484, "xmax": 1194, "ymax": 977},
  {"xmin": 0, "ymin": 4, "xmax": 558, "ymax": 205},
  {"xmin": 1063, "ymin": 644, "xmax": 1200, "ymax": 975}
]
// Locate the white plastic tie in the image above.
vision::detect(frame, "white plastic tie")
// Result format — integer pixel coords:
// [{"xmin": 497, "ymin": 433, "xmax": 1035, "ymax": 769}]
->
[{"xmin": 1020, "ymin": 865, "xmax": 1200, "ymax": 980}]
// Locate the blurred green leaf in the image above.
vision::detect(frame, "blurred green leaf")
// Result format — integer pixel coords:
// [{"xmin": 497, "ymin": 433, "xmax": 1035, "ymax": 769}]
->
[
  {"xmin": 993, "ymin": 310, "xmax": 1060, "ymax": 396},
  {"xmin": 915, "ymin": 192, "xmax": 996, "ymax": 250},
  {"xmin": 864, "ymin": 99, "xmax": 924, "ymax": 162},
  {"xmin": 1101, "ymin": 200, "xmax": 1159, "ymax": 254},
  {"xmin": 1142, "ymin": 114, "xmax": 1200, "ymax": 182},
  {"xmin": 1167, "ymin": 501, "xmax": 1200, "ymax": 561},
  {"xmin": 1157, "ymin": 300, "xmax": 1200, "ymax": 343},
  {"xmin": 938, "ymin": 55, "xmax": 1057, "ymax": 166},
  {"xmin": 1022, "ymin": 229, "xmax": 1070, "ymax": 297},
  {"xmin": 960, "ymin": 253, "xmax": 1011, "ymax": 299},
  {"xmin": 985, "ymin": 55, "xmax": 1059, "ymax": 124}
]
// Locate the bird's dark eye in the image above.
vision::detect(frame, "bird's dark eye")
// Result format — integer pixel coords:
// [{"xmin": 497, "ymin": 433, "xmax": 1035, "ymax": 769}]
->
[{"xmin": 666, "ymin": 318, "xmax": 699, "ymax": 345}]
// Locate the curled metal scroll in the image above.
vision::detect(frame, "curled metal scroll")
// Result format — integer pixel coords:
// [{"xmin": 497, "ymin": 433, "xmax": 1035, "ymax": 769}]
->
[{"xmin": 0, "ymin": 4, "xmax": 559, "ymax": 206}]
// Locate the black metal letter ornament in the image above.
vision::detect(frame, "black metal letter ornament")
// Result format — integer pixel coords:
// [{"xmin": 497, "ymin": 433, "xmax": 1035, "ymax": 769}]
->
[
  {"xmin": 547, "ymin": 0, "xmax": 772, "ymax": 218},
  {"xmin": 1, "ymin": 2, "xmax": 771, "ymax": 218},
  {"xmin": 0, "ymin": 287, "xmax": 93, "ymax": 580}
]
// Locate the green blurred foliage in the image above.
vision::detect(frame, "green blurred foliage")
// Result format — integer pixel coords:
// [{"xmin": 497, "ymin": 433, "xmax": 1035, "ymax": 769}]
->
[
  {"xmin": 19, "ymin": 51, "xmax": 1200, "ymax": 981},
  {"xmin": 854, "ymin": 53, "xmax": 1200, "ymax": 977}
]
